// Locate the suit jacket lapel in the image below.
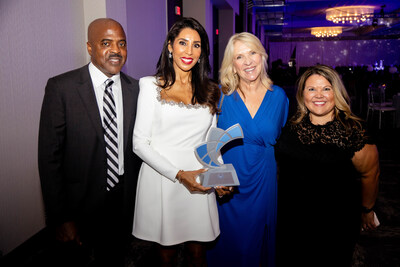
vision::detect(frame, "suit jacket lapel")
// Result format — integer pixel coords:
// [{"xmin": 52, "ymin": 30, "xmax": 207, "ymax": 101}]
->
[
  {"xmin": 76, "ymin": 65, "xmax": 105, "ymax": 145},
  {"xmin": 121, "ymin": 72, "xmax": 135, "ymax": 151}
]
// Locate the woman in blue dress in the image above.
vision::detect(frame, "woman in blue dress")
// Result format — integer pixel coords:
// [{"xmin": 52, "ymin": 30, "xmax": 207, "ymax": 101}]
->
[{"xmin": 207, "ymin": 32, "xmax": 288, "ymax": 266}]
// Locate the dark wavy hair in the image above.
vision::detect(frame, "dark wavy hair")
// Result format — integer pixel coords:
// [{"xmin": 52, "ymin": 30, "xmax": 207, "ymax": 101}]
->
[{"xmin": 155, "ymin": 17, "xmax": 220, "ymax": 114}]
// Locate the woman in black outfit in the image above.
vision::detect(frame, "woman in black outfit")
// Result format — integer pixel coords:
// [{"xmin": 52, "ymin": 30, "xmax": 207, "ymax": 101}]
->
[{"xmin": 275, "ymin": 64, "xmax": 380, "ymax": 267}]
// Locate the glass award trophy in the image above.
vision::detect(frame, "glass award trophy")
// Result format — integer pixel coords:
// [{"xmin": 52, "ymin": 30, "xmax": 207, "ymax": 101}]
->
[{"xmin": 194, "ymin": 123, "xmax": 243, "ymax": 187}]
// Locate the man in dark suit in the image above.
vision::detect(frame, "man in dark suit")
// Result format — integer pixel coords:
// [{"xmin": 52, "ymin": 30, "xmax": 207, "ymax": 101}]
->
[{"xmin": 38, "ymin": 18, "xmax": 140, "ymax": 266}]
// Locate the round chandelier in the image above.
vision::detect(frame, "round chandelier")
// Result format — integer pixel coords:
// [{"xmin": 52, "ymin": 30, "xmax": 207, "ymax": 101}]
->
[
  {"xmin": 311, "ymin": 27, "xmax": 342, "ymax": 38},
  {"xmin": 326, "ymin": 5, "xmax": 375, "ymax": 24}
]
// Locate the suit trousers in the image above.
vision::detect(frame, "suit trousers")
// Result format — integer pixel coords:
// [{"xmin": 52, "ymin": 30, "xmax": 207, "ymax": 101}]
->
[
  {"xmin": 90, "ymin": 176, "xmax": 126, "ymax": 267},
  {"xmin": 45, "ymin": 177, "xmax": 128, "ymax": 267}
]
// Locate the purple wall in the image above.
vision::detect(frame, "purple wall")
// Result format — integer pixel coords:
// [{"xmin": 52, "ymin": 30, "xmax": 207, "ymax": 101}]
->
[{"xmin": 125, "ymin": 0, "xmax": 167, "ymax": 79}]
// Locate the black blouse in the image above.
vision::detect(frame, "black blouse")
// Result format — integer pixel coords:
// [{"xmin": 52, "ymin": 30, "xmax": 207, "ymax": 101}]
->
[{"xmin": 275, "ymin": 115, "xmax": 374, "ymax": 266}]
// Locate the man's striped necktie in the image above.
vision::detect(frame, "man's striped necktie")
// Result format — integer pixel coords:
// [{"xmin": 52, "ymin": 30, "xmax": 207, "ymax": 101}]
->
[{"xmin": 103, "ymin": 79, "xmax": 119, "ymax": 191}]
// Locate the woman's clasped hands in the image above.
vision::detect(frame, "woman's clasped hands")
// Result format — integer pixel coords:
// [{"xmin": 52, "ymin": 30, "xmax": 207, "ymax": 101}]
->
[{"xmin": 214, "ymin": 186, "xmax": 234, "ymax": 198}]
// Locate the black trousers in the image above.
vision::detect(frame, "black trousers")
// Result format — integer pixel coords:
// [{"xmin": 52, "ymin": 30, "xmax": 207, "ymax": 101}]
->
[
  {"xmin": 90, "ymin": 179, "xmax": 126, "ymax": 267},
  {"xmin": 39, "ymin": 179, "xmax": 128, "ymax": 267}
]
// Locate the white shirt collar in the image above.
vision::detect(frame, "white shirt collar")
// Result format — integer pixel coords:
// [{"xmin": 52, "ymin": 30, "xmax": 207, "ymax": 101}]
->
[{"xmin": 88, "ymin": 62, "xmax": 121, "ymax": 88}]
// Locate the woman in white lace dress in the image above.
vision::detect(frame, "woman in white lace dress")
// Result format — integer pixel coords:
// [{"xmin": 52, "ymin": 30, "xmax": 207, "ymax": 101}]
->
[{"xmin": 132, "ymin": 17, "xmax": 221, "ymax": 266}]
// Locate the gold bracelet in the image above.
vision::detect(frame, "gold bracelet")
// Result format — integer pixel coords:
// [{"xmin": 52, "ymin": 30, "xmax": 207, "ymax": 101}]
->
[{"xmin": 176, "ymin": 170, "xmax": 184, "ymax": 183}]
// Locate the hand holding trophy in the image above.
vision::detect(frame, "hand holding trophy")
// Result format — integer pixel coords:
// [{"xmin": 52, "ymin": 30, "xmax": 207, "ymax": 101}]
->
[{"xmin": 194, "ymin": 124, "xmax": 243, "ymax": 187}]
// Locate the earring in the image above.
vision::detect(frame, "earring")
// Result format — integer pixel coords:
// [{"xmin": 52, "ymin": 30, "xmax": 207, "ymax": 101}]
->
[
  {"xmin": 168, "ymin": 51, "xmax": 172, "ymax": 59},
  {"xmin": 198, "ymin": 58, "xmax": 201, "ymax": 64}
]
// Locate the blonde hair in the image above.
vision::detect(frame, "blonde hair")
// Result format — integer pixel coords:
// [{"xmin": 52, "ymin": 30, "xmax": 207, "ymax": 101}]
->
[
  {"xmin": 219, "ymin": 32, "xmax": 272, "ymax": 95},
  {"xmin": 293, "ymin": 64, "xmax": 362, "ymax": 129}
]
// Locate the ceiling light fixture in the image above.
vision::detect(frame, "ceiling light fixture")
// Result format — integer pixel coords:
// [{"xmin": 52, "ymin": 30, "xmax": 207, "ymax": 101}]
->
[
  {"xmin": 326, "ymin": 5, "xmax": 375, "ymax": 24},
  {"xmin": 310, "ymin": 27, "xmax": 342, "ymax": 38}
]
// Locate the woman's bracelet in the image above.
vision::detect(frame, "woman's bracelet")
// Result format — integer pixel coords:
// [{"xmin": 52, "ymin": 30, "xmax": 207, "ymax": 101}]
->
[{"xmin": 176, "ymin": 170, "xmax": 184, "ymax": 183}]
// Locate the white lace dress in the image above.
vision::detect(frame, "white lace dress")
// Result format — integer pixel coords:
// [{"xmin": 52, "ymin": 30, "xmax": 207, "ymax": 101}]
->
[{"xmin": 132, "ymin": 76, "xmax": 220, "ymax": 245}]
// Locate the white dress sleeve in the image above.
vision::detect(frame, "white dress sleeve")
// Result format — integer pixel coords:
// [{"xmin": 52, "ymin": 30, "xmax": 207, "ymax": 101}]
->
[{"xmin": 132, "ymin": 77, "xmax": 180, "ymax": 181}]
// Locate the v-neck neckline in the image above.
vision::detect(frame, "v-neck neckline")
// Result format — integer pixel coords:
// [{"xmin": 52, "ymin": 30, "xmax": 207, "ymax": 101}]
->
[{"xmin": 235, "ymin": 89, "xmax": 268, "ymax": 120}]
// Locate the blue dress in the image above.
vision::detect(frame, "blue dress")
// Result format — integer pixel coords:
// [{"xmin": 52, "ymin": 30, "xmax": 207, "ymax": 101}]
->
[{"xmin": 207, "ymin": 85, "xmax": 288, "ymax": 267}]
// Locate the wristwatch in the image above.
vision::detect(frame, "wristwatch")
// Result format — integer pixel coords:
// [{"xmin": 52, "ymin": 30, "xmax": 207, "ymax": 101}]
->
[{"xmin": 361, "ymin": 206, "xmax": 374, "ymax": 213}]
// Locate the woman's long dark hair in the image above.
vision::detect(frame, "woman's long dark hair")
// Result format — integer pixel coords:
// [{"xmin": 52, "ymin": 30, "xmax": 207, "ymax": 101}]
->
[{"xmin": 155, "ymin": 17, "xmax": 220, "ymax": 114}]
